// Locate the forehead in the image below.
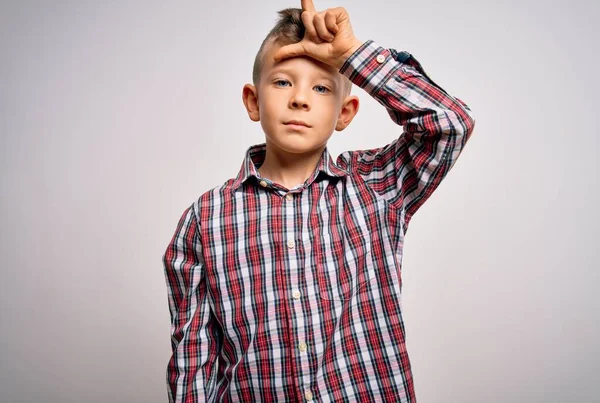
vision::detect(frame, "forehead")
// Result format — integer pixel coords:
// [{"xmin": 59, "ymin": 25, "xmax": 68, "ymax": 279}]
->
[{"xmin": 261, "ymin": 41, "xmax": 339, "ymax": 80}]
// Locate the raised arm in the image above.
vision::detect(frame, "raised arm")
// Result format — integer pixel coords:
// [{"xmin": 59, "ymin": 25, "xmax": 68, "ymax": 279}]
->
[
  {"xmin": 337, "ymin": 40, "xmax": 476, "ymax": 233},
  {"xmin": 163, "ymin": 205, "xmax": 221, "ymax": 402}
]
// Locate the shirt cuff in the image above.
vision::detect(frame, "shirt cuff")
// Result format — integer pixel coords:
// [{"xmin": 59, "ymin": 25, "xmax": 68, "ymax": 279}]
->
[{"xmin": 339, "ymin": 39, "xmax": 429, "ymax": 96}]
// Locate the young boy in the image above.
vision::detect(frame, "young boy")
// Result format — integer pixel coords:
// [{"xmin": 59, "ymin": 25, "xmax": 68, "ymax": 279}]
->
[{"xmin": 163, "ymin": 1, "xmax": 475, "ymax": 402}]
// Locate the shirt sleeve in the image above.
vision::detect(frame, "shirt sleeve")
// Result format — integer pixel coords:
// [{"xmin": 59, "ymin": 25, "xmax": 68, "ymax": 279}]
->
[
  {"xmin": 163, "ymin": 204, "xmax": 221, "ymax": 402},
  {"xmin": 337, "ymin": 40, "xmax": 476, "ymax": 234}
]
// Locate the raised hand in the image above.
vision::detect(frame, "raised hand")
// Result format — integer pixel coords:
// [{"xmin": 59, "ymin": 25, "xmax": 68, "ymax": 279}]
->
[{"xmin": 273, "ymin": 0, "xmax": 363, "ymax": 70}]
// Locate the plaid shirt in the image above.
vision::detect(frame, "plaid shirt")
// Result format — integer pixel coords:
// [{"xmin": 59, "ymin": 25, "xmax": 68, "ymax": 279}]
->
[{"xmin": 163, "ymin": 39, "xmax": 475, "ymax": 402}]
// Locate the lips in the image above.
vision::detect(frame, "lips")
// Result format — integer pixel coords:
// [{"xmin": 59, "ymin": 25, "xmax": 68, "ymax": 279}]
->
[{"xmin": 284, "ymin": 120, "xmax": 311, "ymax": 128}]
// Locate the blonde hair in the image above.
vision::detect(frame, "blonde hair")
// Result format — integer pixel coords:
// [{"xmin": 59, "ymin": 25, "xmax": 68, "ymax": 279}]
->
[{"xmin": 252, "ymin": 8, "xmax": 352, "ymax": 96}]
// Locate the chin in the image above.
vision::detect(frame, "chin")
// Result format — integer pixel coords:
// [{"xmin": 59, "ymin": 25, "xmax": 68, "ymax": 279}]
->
[
  {"xmin": 269, "ymin": 135, "xmax": 323, "ymax": 154},
  {"xmin": 279, "ymin": 142, "xmax": 316, "ymax": 155}
]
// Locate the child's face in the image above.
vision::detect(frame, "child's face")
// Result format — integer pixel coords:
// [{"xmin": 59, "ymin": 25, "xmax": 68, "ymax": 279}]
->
[{"xmin": 243, "ymin": 42, "xmax": 358, "ymax": 155}]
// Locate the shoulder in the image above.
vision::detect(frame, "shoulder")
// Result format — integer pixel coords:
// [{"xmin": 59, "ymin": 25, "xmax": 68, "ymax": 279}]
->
[{"xmin": 187, "ymin": 178, "xmax": 238, "ymax": 223}]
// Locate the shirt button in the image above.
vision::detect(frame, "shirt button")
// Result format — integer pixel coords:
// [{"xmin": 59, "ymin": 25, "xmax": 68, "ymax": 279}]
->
[
  {"xmin": 287, "ymin": 240, "xmax": 295, "ymax": 249},
  {"xmin": 259, "ymin": 180, "xmax": 268, "ymax": 187},
  {"xmin": 376, "ymin": 54, "xmax": 386, "ymax": 64},
  {"xmin": 286, "ymin": 193, "xmax": 293, "ymax": 200},
  {"xmin": 304, "ymin": 389, "xmax": 313, "ymax": 401},
  {"xmin": 298, "ymin": 341, "xmax": 307, "ymax": 352},
  {"xmin": 292, "ymin": 290, "xmax": 301, "ymax": 299}
]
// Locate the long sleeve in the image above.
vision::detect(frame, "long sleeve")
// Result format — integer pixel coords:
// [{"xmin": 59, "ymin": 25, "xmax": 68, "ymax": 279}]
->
[
  {"xmin": 163, "ymin": 204, "xmax": 221, "ymax": 402},
  {"xmin": 338, "ymin": 40, "xmax": 476, "ymax": 234}
]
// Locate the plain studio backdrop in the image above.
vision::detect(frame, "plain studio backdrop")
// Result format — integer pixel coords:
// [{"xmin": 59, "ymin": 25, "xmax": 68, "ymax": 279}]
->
[{"xmin": 1, "ymin": 0, "xmax": 598, "ymax": 402}]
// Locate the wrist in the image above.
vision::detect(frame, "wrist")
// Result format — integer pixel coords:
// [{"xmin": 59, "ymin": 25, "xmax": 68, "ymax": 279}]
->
[{"xmin": 336, "ymin": 38, "xmax": 364, "ymax": 70}]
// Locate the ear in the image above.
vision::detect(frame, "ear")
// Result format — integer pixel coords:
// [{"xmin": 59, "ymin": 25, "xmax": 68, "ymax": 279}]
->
[
  {"xmin": 242, "ymin": 84, "xmax": 260, "ymax": 122},
  {"xmin": 335, "ymin": 95, "xmax": 360, "ymax": 131}
]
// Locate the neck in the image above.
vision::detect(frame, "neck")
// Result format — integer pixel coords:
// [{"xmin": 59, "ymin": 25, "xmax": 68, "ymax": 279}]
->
[{"xmin": 257, "ymin": 140, "xmax": 326, "ymax": 190}]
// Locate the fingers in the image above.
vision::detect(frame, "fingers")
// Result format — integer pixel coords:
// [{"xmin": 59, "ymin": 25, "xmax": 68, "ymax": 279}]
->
[
  {"xmin": 314, "ymin": 13, "xmax": 334, "ymax": 42},
  {"xmin": 324, "ymin": 11, "xmax": 339, "ymax": 35},
  {"xmin": 301, "ymin": 0, "xmax": 316, "ymax": 12},
  {"xmin": 304, "ymin": 9, "xmax": 340, "ymax": 43},
  {"xmin": 301, "ymin": 11, "xmax": 323, "ymax": 44}
]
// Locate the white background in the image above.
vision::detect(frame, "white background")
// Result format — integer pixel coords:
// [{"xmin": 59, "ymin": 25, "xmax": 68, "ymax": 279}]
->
[{"xmin": 1, "ymin": 0, "xmax": 598, "ymax": 402}]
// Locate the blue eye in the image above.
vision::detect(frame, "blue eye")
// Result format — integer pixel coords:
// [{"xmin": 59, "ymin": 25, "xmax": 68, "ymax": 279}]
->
[
  {"xmin": 274, "ymin": 80, "xmax": 290, "ymax": 87},
  {"xmin": 314, "ymin": 85, "xmax": 330, "ymax": 94}
]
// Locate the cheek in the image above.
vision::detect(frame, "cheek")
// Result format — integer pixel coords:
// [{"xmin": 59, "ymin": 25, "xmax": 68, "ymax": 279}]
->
[
  {"xmin": 259, "ymin": 96, "xmax": 282, "ymax": 120},
  {"xmin": 317, "ymin": 101, "xmax": 340, "ymax": 125}
]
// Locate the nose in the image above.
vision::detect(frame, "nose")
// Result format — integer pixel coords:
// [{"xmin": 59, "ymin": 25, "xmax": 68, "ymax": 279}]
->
[{"xmin": 289, "ymin": 88, "xmax": 310, "ymax": 110}]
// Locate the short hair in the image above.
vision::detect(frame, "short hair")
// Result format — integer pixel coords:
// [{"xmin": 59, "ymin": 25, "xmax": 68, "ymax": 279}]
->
[{"xmin": 252, "ymin": 8, "xmax": 353, "ymax": 97}]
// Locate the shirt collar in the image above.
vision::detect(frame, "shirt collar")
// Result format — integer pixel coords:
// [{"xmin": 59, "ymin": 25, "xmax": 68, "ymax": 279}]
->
[{"xmin": 231, "ymin": 142, "xmax": 349, "ymax": 193}]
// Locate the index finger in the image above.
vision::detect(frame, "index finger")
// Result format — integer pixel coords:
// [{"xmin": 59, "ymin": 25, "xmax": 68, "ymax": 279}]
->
[{"xmin": 301, "ymin": 0, "xmax": 316, "ymax": 12}]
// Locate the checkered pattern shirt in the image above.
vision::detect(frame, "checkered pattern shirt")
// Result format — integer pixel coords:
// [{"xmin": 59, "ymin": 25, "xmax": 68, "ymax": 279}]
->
[{"xmin": 163, "ymin": 39, "xmax": 476, "ymax": 402}]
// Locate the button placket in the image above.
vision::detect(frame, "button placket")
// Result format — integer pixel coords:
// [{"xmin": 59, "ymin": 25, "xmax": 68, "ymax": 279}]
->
[{"xmin": 282, "ymin": 189, "xmax": 312, "ymax": 398}]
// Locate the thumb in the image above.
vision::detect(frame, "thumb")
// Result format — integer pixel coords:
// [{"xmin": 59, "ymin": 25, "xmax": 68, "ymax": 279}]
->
[{"xmin": 273, "ymin": 41, "xmax": 309, "ymax": 63}]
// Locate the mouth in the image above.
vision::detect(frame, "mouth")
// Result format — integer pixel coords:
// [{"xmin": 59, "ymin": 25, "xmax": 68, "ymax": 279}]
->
[{"xmin": 284, "ymin": 120, "xmax": 311, "ymax": 129}]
